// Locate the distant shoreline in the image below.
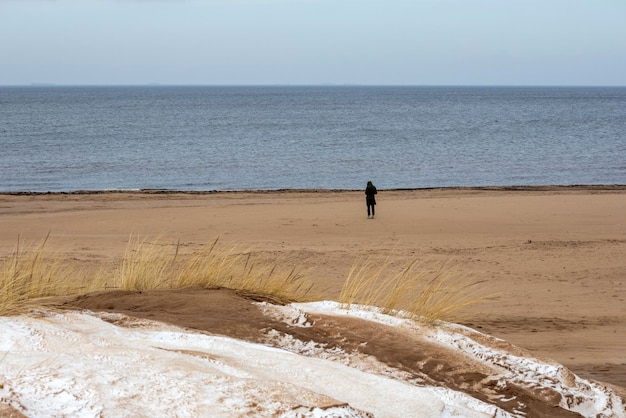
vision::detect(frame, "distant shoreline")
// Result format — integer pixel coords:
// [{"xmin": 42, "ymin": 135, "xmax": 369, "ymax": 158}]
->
[{"xmin": 2, "ymin": 184, "xmax": 626, "ymax": 197}]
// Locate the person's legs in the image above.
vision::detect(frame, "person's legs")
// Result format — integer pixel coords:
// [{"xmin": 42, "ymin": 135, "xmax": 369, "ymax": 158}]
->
[
  {"xmin": 367, "ymin": 203, "xmax": 371, "ymax": 217},
  {"xmin": 371, "ymin": 204, "xmax": 375, "ymax": 217}
]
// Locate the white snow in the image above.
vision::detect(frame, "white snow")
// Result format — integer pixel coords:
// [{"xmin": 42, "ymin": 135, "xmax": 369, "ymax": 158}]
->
[{"xmin": 0, "ymin": 303, "xmax": 623, "ymax": 418}]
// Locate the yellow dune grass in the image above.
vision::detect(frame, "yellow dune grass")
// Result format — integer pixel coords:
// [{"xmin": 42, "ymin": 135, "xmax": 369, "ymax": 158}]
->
[{"xmin": 1, "ymin": 235, "xmax": 491, "ymax": 320}]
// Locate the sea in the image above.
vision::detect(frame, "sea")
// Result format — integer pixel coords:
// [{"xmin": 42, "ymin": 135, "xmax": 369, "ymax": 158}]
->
[{"xmin": 1, "ymin": 86, "xmax": 624, "ymax": 192}]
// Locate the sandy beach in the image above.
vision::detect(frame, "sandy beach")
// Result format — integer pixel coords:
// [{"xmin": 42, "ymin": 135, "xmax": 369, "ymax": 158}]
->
[{"xmin": 1, "ymin": 186, "xmax": 625, "ymax": 390}]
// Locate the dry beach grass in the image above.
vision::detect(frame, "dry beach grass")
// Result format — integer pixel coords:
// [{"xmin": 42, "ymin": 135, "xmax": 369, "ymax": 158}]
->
[
  {"xmin": 1, "ymin": 235, "xmax": 485, "ymax": 324},
  {"xmin": 1, "ymin": 186, "xmax": 625, "ymax": 392}
]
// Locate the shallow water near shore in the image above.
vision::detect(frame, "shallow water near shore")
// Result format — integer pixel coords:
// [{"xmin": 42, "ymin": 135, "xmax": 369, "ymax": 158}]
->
[{"xmin": 1, "ymin": 86, "xmax": 625, "ymax": 192}]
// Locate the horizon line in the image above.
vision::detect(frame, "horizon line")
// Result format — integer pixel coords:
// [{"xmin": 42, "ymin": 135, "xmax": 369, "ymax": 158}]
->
[{"xmin": 2, "ymin": 83, "xmax": 626, "ymax": 88}]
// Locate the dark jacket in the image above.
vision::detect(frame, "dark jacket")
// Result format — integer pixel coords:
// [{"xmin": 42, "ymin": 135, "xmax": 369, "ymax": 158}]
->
[{"xmin": 365, "ymin": 184, "xmax": 377, "ymax": 205}]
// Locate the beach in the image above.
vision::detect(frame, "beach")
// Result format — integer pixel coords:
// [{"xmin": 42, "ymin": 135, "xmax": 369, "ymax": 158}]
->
[{"xmin": 1, "ymin": 186, "xmax": 625, "ymax": 391}]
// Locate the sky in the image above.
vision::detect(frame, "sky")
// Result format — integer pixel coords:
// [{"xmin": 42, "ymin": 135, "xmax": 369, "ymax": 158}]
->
[{"xmin": 1, "ymin": 0, "xmax": 625, "ymax": 86}]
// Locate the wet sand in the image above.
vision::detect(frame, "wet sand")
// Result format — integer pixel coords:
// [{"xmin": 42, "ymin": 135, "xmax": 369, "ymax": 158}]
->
[{"xmin": 1, "ymin": 186, "xmax": 625, "ymax": 389}]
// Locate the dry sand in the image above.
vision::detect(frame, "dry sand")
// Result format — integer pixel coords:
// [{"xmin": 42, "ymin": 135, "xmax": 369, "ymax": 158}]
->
[{"xmin": 1, "ymin": 186, "xmax": 625, "ymax": 389}]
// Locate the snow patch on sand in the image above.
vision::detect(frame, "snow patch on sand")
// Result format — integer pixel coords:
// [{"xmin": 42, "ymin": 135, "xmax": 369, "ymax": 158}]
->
[
  {"xmin": 1, "ymin": 310, "xmax": 511, "ymax": 418},
  {"xmin": 294, "ymin": 301, "xmax": 626, "ymax": 418},
  {"xmin": 432, "ymin": 325, "xmax": 624, "ymax": 417}
]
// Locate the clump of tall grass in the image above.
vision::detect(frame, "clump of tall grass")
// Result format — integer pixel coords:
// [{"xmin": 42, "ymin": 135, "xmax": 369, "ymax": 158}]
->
[
  {"xmin": 339, "ymin": 255, "xmax": 396, "ymax": 310},
  {"xmin": 117, "ymin": 237, "xmax": 314, "ymax": 303},
  {"xmin": 172, "ymin": 239, "xmax": 314, "ymax": 303},
  {"xmin": 118, "ymin": 235, "xmax": 178, "ymax": 291},
  {"xmin": 231, "ymin": 254, "xmax": 314, "ymax": 303},
  {"xmin": 0, "ymin": 234, "xmax": 80, "ymax": 316},
  {"xmin": 339, "ymin": 256, "xmax": 494, "ymax": 323},
  {"xmin": 171, "ymin": 238, "xmax": 240, "ymax": 289}
]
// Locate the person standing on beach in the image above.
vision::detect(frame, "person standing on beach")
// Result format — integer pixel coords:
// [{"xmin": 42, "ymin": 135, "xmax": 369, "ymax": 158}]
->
[{"xmin": 365, "ymin": 181, "xmax": 377, "ymax": 218}]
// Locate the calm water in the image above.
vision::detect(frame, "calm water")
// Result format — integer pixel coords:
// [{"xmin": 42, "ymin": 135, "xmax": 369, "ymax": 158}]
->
[{"xmin": 1, "ymin": 86, "xmax": 625, "ymax": 192}]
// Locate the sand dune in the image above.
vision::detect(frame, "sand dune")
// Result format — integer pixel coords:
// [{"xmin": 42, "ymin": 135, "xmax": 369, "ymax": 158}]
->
[{"xmin": 2, "ymin": 289, "xmax": 624, "ymax": 417}]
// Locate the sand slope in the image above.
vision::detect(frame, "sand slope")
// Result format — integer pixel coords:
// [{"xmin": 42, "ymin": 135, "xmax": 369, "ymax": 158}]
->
[{"xmin": 2, "ymin": 289, "xmax": 624, "ymax": 417}]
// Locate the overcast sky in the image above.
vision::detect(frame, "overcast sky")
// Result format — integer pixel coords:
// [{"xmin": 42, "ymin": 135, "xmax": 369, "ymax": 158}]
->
[{"xmin": 1, "ymin": 0, "xmax": 625, "ymax": 86}]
